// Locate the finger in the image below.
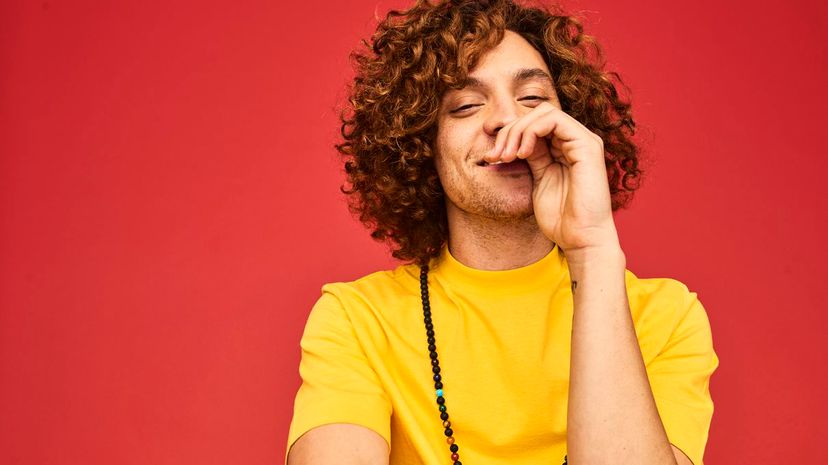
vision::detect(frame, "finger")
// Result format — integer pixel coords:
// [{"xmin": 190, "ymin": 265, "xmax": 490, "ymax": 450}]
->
[
  {"xmin": 548, "ymin": 141, "xmax": 570, "ymax": 167},
  {"xmin": 488, "ymin": 104, "xmax": 554, "ymax": 162},
  {"xmin": 515, "ymin": 105, "xmax": 567, "ymax": 160},
  {"xmin": 501, "ymin": 108, "xmax": 554, "ymax": 162},
  {"xmin": 547, "ymin": 136, "xmax": 573, "ymax": 167},
  {"xmin": 550, "ymin": 135, "xmax": 564, "ymax": 150},
  {"xmin": 536, "ymin": 101, "xmax": 593, "ymax": 144},
  {"xmin": 516, "ymin": 126, "xmax": 541, "ymax": 160},
  {"xmin": 525, "ymin": 105, "xmax": 600, "ymax": 166},
  {"xmin": 485, "ymin": 119, "xmax": 517, "ymax": 163}
]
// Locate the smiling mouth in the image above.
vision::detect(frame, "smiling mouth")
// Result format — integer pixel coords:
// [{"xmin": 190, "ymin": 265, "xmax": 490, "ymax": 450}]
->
[
  {"xmin": 475, "ymin": 158, "xmax": 531, "ymax": 175},
  {"xmin": 476, "ymin": 159, "xmax": 522, "ymax": 166}
]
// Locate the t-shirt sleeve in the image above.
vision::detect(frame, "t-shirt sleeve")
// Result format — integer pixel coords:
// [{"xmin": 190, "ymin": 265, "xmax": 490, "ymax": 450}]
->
[
  {"xmin": 647, "ymin": 286, "xmax": 720, "ymax": 465},
  {"xmin": 284, "ymin": 286, "xmax": 392, "ymax": 464}
]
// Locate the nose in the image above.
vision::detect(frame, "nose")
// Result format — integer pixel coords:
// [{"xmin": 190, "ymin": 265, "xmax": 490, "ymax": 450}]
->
[{"xmin": 482, "ymin": 96, "xmax": 520, "ymax": 137}]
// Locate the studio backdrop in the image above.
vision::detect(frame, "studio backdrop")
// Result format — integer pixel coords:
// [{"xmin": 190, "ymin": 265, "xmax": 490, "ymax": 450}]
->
[{"xmin": 1, "ymin": 0, "xmax": 826, "ymax": 464}]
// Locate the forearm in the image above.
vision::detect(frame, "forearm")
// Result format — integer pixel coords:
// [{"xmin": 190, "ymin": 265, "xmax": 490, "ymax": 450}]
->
[{"xmin": 565, "ymin": 245, "xmax": 677, "ymax": 465}]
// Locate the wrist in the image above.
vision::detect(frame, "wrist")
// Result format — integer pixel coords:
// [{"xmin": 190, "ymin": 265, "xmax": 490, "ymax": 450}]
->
[{"xmin": 565, "ymin": 244, "xmax": 627, "ymax": 278}]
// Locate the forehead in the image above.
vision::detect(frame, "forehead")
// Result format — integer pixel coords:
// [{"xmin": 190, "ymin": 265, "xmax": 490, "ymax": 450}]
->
[
  {"xmin": 448, "ymin": 31, "xmax": 553, "ymax": 93},
  {"xmin": 457, "ymin": 67, "xmax": 555, "ymax": 92},
  {"xmin": 474, "ymin": 30, "xmax": 550, "ymax": 74}
]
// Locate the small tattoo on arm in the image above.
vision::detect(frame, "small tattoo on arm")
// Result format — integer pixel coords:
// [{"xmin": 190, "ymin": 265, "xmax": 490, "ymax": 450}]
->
[{"xmin": 571, "ymin": 280, "xmax": 578, "ymax": 293}]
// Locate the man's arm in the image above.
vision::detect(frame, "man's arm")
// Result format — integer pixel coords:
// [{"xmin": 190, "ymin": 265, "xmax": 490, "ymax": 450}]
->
[
  {"xmin": 287, "ymin": 423, "xmax": 389, "ymax": 465},
  {"xmin": 283, "ymin": 400, "xmax": 691, "ymax": 465},
  {"xmin": 672, "ymin": 444, "xmax": 694, "ymax": 465},
  {"xmin": 566, "ymin": 245, "xmax": 679, "ymax": 465}
]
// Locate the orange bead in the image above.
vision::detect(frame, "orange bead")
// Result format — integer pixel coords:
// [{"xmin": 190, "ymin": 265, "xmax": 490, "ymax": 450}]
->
[{"xmin": 446, "ymin": 436, "xmax": 455, "ymax": 445}]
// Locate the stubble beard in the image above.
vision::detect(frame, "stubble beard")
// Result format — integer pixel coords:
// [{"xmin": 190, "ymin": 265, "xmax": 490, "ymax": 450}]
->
[
  {"xmin": 436, "ymin": 151, "xmax": 535, "ymax": 224},
  {"xmin": 450, "ymin": 172, "xmax": 535, "ymax": 222}
]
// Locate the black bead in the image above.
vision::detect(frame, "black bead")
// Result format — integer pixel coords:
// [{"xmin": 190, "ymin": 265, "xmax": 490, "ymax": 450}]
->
[
  {"xmin": 421, "ymin": 266, "xmax": 464, "ymax": 457},
  {"xmin": 454, "ymin": 461, "xmax": 462, "ymax": 465}
]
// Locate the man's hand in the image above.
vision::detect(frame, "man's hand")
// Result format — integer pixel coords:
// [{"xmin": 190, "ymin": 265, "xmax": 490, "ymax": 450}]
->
[{"xmin": 482, "ymin": 101, "xmax": 619, "ymax": 255}]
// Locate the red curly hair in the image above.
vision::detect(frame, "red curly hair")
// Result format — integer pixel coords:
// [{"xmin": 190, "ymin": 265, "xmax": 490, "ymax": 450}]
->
[{"xmin": 336, "ymin": 0, "xmax": 643, "ymax": 266}]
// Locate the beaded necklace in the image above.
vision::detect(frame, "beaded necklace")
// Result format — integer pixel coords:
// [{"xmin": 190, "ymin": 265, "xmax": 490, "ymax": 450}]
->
[{"xmin": 419, "ymin": 264, "xmax": 568, "ymax": 465}]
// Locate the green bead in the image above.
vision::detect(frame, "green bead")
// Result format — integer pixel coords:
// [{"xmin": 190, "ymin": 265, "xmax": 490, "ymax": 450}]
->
[{"xmin": 439, "ymin": 405, "xmax": 446, "ymax": 412}]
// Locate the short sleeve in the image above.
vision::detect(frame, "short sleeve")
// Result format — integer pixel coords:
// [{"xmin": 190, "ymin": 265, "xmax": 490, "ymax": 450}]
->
[
  {"xmin": 285, "ymin": 287, "xmax": 392, "ymax": 464},
  {"xmin": 647, "ymin": 288, "xmax": 720, "ymax": 465}
]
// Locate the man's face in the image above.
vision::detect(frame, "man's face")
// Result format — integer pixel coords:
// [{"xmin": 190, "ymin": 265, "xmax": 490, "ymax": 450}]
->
[{"xmin": 434, "ymin": 30, "xmax": 561, "ymax": 221}]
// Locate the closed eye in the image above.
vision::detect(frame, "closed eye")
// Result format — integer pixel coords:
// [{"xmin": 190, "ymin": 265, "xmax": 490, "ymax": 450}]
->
[
  {"xmin": 450, "ymin": 103, "xmax": 480, "ymax": 114},
  {"xmin": 520, "ymin": 96, "xmax": 549, "ymax": 102},
  {"xmin": 450, "ymin": 96, "xmax": 549, "ymax": 114}
]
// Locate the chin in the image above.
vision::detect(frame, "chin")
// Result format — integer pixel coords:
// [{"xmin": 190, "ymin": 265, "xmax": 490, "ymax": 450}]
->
[{"xmin": 483, "ymin": 196, "xmax": 534, "ymax": 220}]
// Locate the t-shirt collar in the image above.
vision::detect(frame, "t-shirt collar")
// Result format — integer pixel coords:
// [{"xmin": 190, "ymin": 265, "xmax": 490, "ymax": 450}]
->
[{"xmin": 427, "ymin": 242, "xmax": 569, "ymax": 294}]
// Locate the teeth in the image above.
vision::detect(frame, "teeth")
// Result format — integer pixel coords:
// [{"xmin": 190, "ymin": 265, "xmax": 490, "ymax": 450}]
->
[{"xmin": 485, "ymin": 160, "xmax": 506, "ymax": 165}]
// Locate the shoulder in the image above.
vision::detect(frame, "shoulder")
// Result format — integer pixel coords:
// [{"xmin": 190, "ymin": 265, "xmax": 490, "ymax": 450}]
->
[
  {"xmin": 625, "ymin": 269, "xmax": 706, "ymax": 322},
  {"xmin": 305, "ymin": 262, "xmax": 422, "ymax": 334},
  {"xmin": 623, "ymin": 269, "xmax": 714, "ymax": 362},
  {"xmin": 319, "ymin": 261, "xmax": 420, "ymax": 306}
]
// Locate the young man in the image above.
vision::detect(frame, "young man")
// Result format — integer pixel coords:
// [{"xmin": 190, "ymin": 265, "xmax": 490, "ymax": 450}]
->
[{"xmin": 286, "ymin": 1, "xmax": 718, "ymax": 464}]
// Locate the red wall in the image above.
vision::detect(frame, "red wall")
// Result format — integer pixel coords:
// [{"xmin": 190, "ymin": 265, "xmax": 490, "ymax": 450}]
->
[{"xmin": 1, "ymin": 0, "xmax": 826, "ymax": 463}]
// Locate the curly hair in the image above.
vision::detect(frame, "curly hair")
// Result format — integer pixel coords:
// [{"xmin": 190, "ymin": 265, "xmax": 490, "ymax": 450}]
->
[{"xmin": 336, "ymin": 0, "xmax": 643, "ymax": 266}]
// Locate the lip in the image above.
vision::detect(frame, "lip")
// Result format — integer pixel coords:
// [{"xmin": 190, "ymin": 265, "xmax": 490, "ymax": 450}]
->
[{"xmin": 477, "ymin": 159, "xmax": 530, "ymax": 173}]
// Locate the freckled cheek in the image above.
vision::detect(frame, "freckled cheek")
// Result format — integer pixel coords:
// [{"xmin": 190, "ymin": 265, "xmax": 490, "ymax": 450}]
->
[{"xmin": 434, "ymin": 123, "xmax": 475, "ymax": 175}]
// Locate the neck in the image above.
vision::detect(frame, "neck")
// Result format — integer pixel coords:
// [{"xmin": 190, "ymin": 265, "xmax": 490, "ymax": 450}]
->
[{"xmin": 446, "ymin": 204, "xmax": 555, "ymax": 271}]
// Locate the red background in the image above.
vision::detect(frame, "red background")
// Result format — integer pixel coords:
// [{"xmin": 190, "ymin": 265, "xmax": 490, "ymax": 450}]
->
[{"xmin": 1, "ymin": 0, "xmax": 826, "ymax": 463}]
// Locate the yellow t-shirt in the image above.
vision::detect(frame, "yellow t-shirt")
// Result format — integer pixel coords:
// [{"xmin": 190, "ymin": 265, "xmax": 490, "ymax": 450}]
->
[{"xmin": 286, "ymin": 244, "xmax": 719, "ymax": 465}]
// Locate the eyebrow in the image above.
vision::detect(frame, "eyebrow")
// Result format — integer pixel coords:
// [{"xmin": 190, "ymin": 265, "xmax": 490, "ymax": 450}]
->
[{"xmin": 457, "ymin": 67, "xmax": 555, "ymax": 91}]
